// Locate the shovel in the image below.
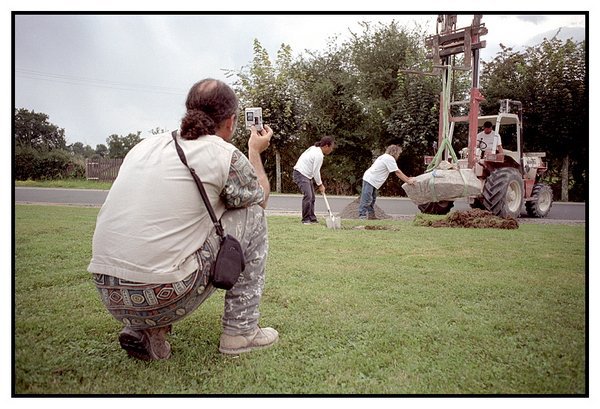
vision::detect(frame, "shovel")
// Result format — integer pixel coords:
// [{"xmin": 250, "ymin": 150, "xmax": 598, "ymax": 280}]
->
[{"xmin": 322, "ymin": 192, "xmax": 341, "ymax": 229}]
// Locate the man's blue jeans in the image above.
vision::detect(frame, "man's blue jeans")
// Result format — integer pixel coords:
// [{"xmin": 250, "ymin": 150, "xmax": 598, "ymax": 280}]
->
[
  {"xmin": 358, "ymin": 180, "xmax": 377, "ymax": 218},
  {"xmin": 293, "ymin": 170, "xmax": 317, "ymax": 223}
]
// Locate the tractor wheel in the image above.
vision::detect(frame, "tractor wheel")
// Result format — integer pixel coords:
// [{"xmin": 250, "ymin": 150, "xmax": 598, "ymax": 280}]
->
[
  {"xmin": 482, "ymin": 168, "xmax": 524, "ymax": 219},
  {"xmin": 525, "ymin": 183, "xmax": 553, "ymax": 218},
  {"xmin": 418, "ymin": 200, "xmax": 454, "ymax": 215}
]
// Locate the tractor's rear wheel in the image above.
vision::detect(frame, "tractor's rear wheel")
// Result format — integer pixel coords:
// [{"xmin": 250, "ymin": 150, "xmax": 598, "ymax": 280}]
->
[
  {"xmin": 482, "ymin": 168, "xmax": 524, "ymax": 219},
  {"xmin": 418, "ymin": 200, "xmax": 454, "ymax": 215},
  {"xmin": 525, "ymin": 183, "xmax": 553, "ymax": 218}
]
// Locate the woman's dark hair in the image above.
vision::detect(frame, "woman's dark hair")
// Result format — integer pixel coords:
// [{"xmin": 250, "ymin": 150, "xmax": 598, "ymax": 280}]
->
[
  {"xmin": 314, "ymin": 136, "xmax": 335, "ymax": 147},
  {"xmin": 180, "ymin": 79, "xmax": 239, "ymax": 140}
]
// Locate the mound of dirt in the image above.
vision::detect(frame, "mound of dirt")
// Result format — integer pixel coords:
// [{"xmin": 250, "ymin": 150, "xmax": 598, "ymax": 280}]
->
[
  {"xmin": 338, "ymin": 197, "xmax": 392, "ymax": 220},
  {"xmin": 414, "ymin": 208, "xmax": 519, "ymax": 229}
]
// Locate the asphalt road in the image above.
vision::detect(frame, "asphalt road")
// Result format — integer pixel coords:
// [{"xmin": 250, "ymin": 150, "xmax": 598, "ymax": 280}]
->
[{"xmin": 15, "ymin": 187, "xmax": 586, "ymax": 221}]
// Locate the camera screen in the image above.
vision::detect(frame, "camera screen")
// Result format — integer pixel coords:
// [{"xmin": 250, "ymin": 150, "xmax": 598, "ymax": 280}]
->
[{"xmin": 246, "ymin": 112, "xmax": 254, "ymax": 121}]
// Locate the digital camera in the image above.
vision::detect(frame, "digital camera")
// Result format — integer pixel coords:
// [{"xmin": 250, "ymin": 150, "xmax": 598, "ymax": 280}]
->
[{"xmin": 244, "ymin": 107, "xmax": 263, "ymax": 131}]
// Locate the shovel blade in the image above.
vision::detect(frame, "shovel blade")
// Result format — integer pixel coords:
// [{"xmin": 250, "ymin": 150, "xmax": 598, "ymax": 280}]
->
[{"xmin": 325, "ymin": 215, "xmax": 341, "ymax": 229}]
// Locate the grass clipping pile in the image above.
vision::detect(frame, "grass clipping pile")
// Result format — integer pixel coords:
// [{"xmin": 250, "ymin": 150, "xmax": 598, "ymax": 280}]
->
[{"xmin": 414, "ymin": 208, "xmax": 519, "ymax": 229}]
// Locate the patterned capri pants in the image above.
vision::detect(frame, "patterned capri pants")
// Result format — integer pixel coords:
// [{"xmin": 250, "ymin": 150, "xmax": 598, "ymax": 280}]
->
[{"xmin": 92, "ymin": 205, "xmax": 268, "ymax": 336}]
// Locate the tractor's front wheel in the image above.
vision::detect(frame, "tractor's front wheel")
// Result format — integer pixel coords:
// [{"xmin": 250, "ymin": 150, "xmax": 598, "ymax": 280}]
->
[
  {"xmin": 525, "ymin": 183, "xmax": 553, "ymax": 218},
  {"xmin": 482, "ymin": 168, "xmax": 524, "ymax": 219},
  {"xmin": 418, "ymin": 200, "xmax": 454, "ymax": 215}
]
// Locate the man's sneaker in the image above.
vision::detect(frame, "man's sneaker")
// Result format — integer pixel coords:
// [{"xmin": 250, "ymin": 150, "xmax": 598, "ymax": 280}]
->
[
  {"xmin": 302, "ymin": 221, "xmax": 312, "ymax": 225},
  {"xmin": 219, "ymin": 327, "xmax": 279, "ymax": 355},
  {"xmin": 118, "ymin": 326, "xmax": 172, "ymax": 361}
]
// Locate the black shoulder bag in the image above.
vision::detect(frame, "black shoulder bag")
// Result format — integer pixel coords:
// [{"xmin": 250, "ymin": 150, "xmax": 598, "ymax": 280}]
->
[{"xmin": 171, "ymin": 131, "xmax": 245, "ymax": 290}]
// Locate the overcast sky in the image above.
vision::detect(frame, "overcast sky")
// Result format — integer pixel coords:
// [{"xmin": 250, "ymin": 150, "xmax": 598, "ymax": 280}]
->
[{"xmin": 12, "ymin": 10, "xmax": 586, "ymax": 149}]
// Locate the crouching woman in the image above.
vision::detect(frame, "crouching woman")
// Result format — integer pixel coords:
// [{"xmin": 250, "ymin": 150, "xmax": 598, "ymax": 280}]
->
[{"xmin": 88, "ymin": 79, "xmax": 278, "ymax": 360}]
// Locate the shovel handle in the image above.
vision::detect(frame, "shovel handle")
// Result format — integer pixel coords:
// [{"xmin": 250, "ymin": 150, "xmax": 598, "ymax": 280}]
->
[{"xmin": 322, "ymin": 193, "xmax": 335, "ymax": 218}]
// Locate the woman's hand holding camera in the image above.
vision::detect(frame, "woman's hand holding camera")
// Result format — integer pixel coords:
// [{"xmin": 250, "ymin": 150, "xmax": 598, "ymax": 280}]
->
[
  {"xmin": 249, "ymin": 124, "xmax": 273, "ymax": 155},
  {"xmin": 247, "ymin": 124, "xmax": 273, "ymax": 207}
]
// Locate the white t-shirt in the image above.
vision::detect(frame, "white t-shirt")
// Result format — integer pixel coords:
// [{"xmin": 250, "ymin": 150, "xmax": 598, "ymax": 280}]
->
[
  {"xmin": 293, "ymin": 145, "xmax": 324, "ymax": 185},
  {"xmin": 476, "ymin": 130, "xmax": 502, "ymax": 152},
  {"xmin": 362, "ymin": 153, "xmax": 399, "ymax": 189},
  {"xmin": 87, "ymin": 132, "xmax": 237, "ymax": 284}
]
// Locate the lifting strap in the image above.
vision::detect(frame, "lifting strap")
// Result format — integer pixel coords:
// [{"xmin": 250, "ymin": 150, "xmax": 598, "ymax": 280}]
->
[{"xmin": 425, "ymin": 65, "xmax": 468, "ymax": 198}]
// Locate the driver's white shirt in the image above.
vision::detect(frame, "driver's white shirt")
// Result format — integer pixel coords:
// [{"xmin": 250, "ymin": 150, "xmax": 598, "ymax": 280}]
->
[{"xmin": 476, "ymin": 130, "xmax": 502, "ymax": 152}]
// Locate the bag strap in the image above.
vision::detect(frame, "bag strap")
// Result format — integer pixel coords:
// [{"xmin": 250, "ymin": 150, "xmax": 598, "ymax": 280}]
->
[{"xmin": 171, "ymin": 130, "xmax": 225, "ymax": 239}]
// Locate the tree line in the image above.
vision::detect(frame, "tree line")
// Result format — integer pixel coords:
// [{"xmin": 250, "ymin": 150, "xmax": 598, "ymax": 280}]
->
[
  {"xmin": 14, "ymin": 107, "xmax": 146, "ymax": 180},
  {"xmin": 14, "ymin": 20, "xmax": 586, "ymax": 201}
]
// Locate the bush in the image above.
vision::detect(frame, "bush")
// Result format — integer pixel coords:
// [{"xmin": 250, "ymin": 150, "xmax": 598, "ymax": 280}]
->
[
  {"xmin": 14, "ymin": 147, "xmax": 85, "ymax": 180},
  {"xmin": 36, "ymin": 150, "xmax": 70, "ymax": 179},
  {"xmin": 14, "ymin": 146, "xmax": 40, "ymax": 180},
  {"xmin": 67, "ymin": 159, "xmax": 86, "ymax": 179}
]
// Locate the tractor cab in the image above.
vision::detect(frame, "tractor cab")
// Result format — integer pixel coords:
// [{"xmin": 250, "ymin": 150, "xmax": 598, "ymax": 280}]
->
[
  {"xmin": 459, "ymin": 100, "xmax": 523, "ymax": 168},
  {"xmin": 457, "ymin": 112, "xmax": 521, "ymax": 172},
  {"xmin": 476, "ymin": 113, "xmax": 521, "ymax": 163},
  {"xmin": 471, "ymin": 100, "xmax": 548, "ymax": 198}
]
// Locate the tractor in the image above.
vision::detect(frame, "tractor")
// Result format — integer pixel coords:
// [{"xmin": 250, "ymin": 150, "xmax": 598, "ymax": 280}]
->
[
  {"xmin": 419, "ymin": 99, "xmax": 553, "ymax": 218},
  {"xmin": 404, "ymin": 14, "xmax": 553, "ymax": 219}
]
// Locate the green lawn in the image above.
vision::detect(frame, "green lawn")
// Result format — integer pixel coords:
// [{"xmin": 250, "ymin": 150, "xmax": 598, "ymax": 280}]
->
[
  {"xmin": 14, "ymin": 204, "xmax": 586, "ymax": 395},
  {"xmin": 15, "ymin": 178, "xmax": 113, "ymax": 190}
]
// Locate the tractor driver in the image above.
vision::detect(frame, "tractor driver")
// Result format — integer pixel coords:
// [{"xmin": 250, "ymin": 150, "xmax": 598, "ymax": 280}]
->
[{"xmin": 477, "ymin": 121, "xmax": 504, "ymax": 156}]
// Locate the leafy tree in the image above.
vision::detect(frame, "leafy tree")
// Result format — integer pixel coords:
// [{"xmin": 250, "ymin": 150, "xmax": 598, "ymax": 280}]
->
[
  {"xmin": 228, "ymin": 39, "xmax": 304, "ymax": 192},
  {"xmin": 14, "ymin": 108, "xmax": 67, "ymax": 151},
  {"xmin": 390, "ymin": 74, "xmax": 439, "ymax": 154},
  {"xmin": 340, "ymin": 21, "xmax": 439, "ymax": 194},
  {"xmin": 383, "ymin": 73, "xmax": 441, "ymax": 195},
  {"xmin": 224, "ymin": 21, "xmax": 440, "ymax": 195},
  {"xmin": 68, "ymin": 142, "xmax": 96, "ymax": 158},
  {"xmin": 37, "ymin": 149, "xmax": 78, "ymax": 179},
  {"xmin": 481, "ymin": 38, "xmax": 586, "ymax": 201},
  {"xmin": 293, "ymin": 42, "xmax": 371, "ymax": 194},
  {"xmin": 13, "ymin": 108, "xmax": 86, "ymax": 180},
  {"xmin": 83, "ymin": 144, "xmax": 96, "ymax": 158},
  {"xmin": 14, "ymin": 146, "xmax": 39, "ymax": 180},
  {"xmin": 95, "ymin": 144, "xmax": 109, "ymax": 158},
  {"xmin": 106, "ymin": 132, "xmax": 143, "ymax": 158},
  {"xmin": 69, "ymin": 141, "xmax": 86, "ymax": 156},
  {"xmin": 347, "ymin": 22, "xmax": 427, "ymax": 146}
]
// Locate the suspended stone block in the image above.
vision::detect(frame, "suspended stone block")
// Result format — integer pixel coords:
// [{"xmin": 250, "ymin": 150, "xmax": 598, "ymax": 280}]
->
[{"xmin": 402, "ymin": 161, "xmax": 483, "ymax": 205}]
